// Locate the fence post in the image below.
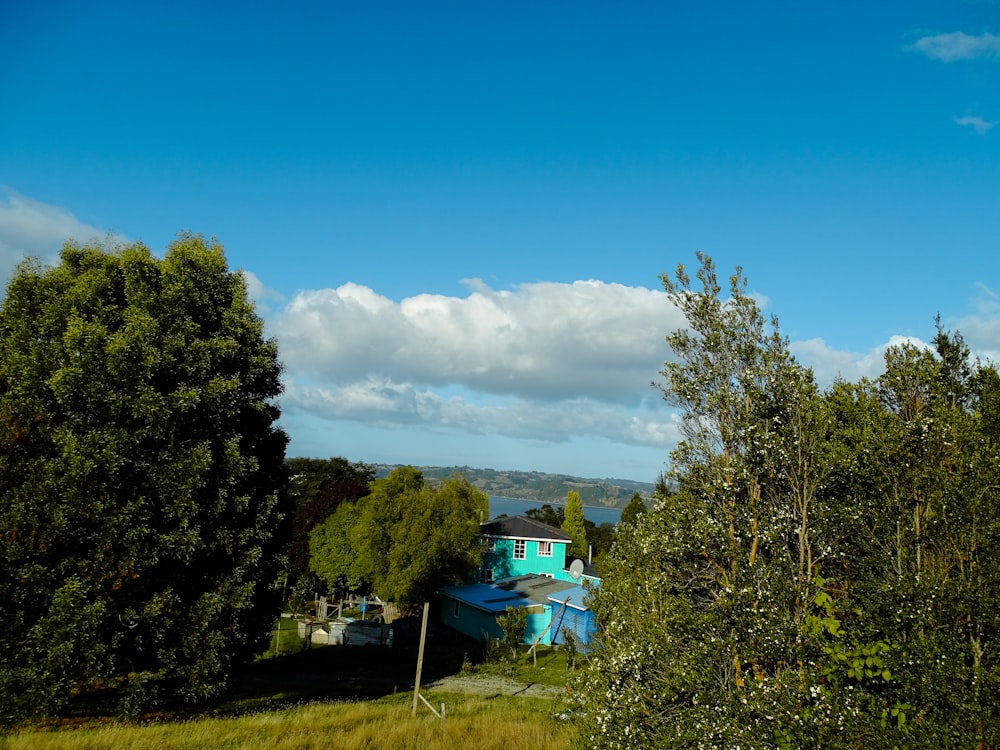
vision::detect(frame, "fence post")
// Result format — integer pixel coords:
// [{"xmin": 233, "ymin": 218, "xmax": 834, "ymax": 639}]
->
[{"xmin": 411, "ymin": 602, "xmax": 430, "ymax": 716}]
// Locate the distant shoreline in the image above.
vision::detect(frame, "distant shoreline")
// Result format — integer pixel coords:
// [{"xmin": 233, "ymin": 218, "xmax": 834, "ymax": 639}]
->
[
  {"xmin": 487, "ymin": 493, "xmax": 617, "ymax": 511},
  {"xmin": 488, "ymin": 495, "xmax": 622, "ymax": 525}
]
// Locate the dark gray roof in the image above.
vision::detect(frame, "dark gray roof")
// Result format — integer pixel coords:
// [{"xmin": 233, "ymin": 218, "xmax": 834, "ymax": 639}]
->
[
  {"xmin": 439, "ymin": 574, "xmax": 587, "ymax": 612},
  {"xmin": 493, "ymin": 574, "xmax": 577, "ymax": 607},
  {"xmin": 480, "ymin": 515, "xmax": 572, "ymax": 542},
  {"xmin": 563, "ymin": 553, "xmax": 600, "ymax": 579}
]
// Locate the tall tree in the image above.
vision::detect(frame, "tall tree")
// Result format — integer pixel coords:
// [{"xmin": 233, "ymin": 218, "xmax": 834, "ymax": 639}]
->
[
  {"xmin": 284, "ymin": 457, "xmax": 373, "ymax": 590},
  {"xmin": 311, "ymin": 467, "xmax": 488, "ymax": 607},
  {"xmin": 309, "ymin": 500, "xmax": 365, "ymax": 596},
  {"xmin": 561, "ymin": 490, "xmax": 588, "ymax": 559},
  {"xmin": 619, "ymin": 491, "xmax": 647, "ymax": 527},
  {"xmin": 578, "ymin": 255, "xmax": 838, "ymax": 747},
  {"xmin": 0, "ymin": 235, "xmax": 289, "ymax": 723}
]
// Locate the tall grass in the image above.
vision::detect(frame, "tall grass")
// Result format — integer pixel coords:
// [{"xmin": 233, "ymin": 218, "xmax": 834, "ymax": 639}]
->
[{"xmin": 3, "ymin": 694, "xmax": 575, "ymax": 750}]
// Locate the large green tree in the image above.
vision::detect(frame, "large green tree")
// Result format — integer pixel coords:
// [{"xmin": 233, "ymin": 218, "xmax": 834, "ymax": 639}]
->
[
  {"xmin": 284, "ymin": 456, "xmax": 373, "ymax": 608},
  {"xmin": 310, "ymin": 467, "xmax": 488, "ymax": 607},
  {"xmin": 0, "ymin": 235, "xmax": 289, "ymax": 723}
]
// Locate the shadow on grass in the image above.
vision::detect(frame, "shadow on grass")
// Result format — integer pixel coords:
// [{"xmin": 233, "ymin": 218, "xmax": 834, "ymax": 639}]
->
[
  {"xmin": 214, "ymin": 629, "xmax": 484, "ymax": 715},
  {"xmin": 57, "ymin": 628, "xmax": 582, "ymax": 726}
]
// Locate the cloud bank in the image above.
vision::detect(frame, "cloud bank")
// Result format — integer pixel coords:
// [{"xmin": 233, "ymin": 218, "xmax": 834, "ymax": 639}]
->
[
  {"xmin": 273, "ymin": 279, "xmax": 677, "ymax": 402},
  {"xmin": 271, "ymin": 279, "xmax": 685, "ymax": 449},
  {"xmin": 271, "ymin": 277, "xmax": 1000, "ymax": 453}
]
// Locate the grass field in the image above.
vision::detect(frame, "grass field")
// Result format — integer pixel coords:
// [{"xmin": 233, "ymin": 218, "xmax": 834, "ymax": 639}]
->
[
  {"xmin": 2, "ymin": 622, "xmax": 579, "ymax": 750},
  {"xmin": 2, "ymin": 694, "xmax": 575, "ymax": 750}
]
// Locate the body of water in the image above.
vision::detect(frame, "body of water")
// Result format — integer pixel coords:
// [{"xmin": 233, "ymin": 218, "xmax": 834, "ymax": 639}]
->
[{"xmin": 488, "ymin": 496, "xmax": 622, "ymax": 526}]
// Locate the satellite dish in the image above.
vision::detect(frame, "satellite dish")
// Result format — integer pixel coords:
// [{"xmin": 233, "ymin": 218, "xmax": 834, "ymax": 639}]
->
[{"xmin": 569, "ymin": 559, "xmax": 585, "ymax": 580}]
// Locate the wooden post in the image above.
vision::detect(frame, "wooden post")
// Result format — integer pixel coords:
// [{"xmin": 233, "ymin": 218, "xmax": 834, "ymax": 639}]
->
[
  {"xmin": 528, "ymin": 598, "xmax": 569, "ymax": 665},
  {"xmin": 411, "ymin": 601, "xmax": 430, "ymax": 716}
]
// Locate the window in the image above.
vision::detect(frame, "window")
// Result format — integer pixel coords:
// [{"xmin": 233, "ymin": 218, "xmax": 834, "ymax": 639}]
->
[
  {"xmin": 514, "ymin": 539, "xmax": 526, "ymax": 560},
  {"xmin": 537, "ymin": 541, "xmax": 552, "ymax": 557},
  {"xmin": 486, "ymin": 538, "xmax": 496, "ymax": 552},
  {"xmin": 479, "ymin": 568, "xmax": 494, "ymax": 583}
]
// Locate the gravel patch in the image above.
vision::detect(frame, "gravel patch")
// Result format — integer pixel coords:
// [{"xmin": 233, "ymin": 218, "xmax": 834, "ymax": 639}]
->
[{"xmin": 423, "ymin": 674, "xmax": 566, "ymax": 699}]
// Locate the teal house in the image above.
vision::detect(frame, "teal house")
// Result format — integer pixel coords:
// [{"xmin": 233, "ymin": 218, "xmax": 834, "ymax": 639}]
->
[
  {"xmin": 477, "ymin": 515, "xmax": 574, "ymax": 583},
  {"xmin": 436, "ymin": 515, "xmax": 598, "ymax": 647},
  {"xmin": 438, "ymin": 574, "xmax": 595, "ymax": 647}
]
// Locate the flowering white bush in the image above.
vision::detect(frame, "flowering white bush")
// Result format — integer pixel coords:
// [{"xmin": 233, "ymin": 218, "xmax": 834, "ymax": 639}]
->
[{"xmin": 573, "ymin": 256, "xmax": 999, "ymax": 749}]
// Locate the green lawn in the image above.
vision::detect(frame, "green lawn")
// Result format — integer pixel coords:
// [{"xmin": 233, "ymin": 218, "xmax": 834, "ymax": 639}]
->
[
  {"xmin": 3, "ymin": 694, "xmax": 575, "ymax": 750},
  {"xmin": 2, "ymin": 620, "xmax": 578, "ymax": 750}
]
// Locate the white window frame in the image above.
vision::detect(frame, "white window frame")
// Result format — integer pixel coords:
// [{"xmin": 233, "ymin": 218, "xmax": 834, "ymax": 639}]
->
[
  {"xmin": 479, "ymin": 568, "xmax": 494, "ymax": 583},
  {"xmin": 486, "ymin": 538, "xmax": 496, "ymax": 552},
  {"xmin": 514, "ymin": 539, "xmax": 526, "ymax": 560},
  {"xmin": 537, "ymin": 540, "xmax": 552, "ymax": 557}
]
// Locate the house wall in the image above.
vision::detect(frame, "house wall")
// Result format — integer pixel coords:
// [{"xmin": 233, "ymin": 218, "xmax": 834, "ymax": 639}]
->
[
  {"xmin": 440, "ymin": 597, "xmax": 558, "ymax": 646},
  {"xmin": 549, "ymin": 607, "xmax": 597, "ymax": 650},
  {"xmin": 443, "ymin": 599, "xmax": 505, "ymax": 642},
  {"xmin": 524, "ymin": 607, "xmax": 554, "ymax": 645},
  {"xmin": 482, "ymin": 539, "xmax": 568, "ymax": 580}
]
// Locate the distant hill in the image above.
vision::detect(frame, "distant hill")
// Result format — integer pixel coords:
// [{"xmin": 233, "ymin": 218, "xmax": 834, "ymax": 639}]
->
[{"xmin": 373, "ymin": 464, "xmax": 655, "ymax": 509}]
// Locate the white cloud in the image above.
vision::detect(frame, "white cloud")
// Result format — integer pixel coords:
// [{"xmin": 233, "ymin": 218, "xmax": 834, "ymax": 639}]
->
[
  {"xmin": 269, "ymin": 278, "xmax": 688, "ymax": 450},
  {"xmin": 272, "ymin": 279, "xmax": 682, "ymax": 403},
  {"xmin": 272, "ymin": 276, "xmax": 1000, "ymax": 455},
  {"xmin": 0, "ymin": 186, "xmax": 121, "ymax": 287},
  {"xmin": 280, "ymin": 377, "xmax": 680, "ymax": 449},
  {"xmin": 909, "ymin": 31, "xmax": 1000, "ymax": 61},
  {"xmin": 240, "ymin": 268, "xmax": 284, "ymax": 316},
  {"xmin": 954, "ymin": 115, "xmax": 997, "ymax": 134},
  {"xmin": 791, "ymin": 335, "xmax": 930, "ymax": 387}
]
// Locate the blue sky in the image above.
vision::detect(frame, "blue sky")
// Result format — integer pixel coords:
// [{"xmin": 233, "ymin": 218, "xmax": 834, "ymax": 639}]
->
[{"xmin": 2, "ymin": 1, "xmax": 999, "ymax": 482}]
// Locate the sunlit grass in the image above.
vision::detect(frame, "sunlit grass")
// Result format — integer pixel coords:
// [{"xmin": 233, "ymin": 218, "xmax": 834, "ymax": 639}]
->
[
  {"xmin": 259, "ymin": 617, "xmax": 307, "ymax": 659},
  {"xmin": 3, "ymin": 694, "xmax": 575, "ymax": 750}
]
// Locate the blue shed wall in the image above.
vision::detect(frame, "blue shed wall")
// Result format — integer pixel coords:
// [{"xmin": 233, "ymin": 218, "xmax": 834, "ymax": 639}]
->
[{"xmin": 549, "ymin": 607, "xmax": 597, "ymax": 649}]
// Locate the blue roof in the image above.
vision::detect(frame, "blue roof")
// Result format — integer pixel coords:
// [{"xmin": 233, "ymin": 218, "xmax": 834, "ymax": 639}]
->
[
  {"xmin": 438, "ymin": 583, "xmax": 526, "ymax": 613},
  {"xmin": 547, "ymin": 584, "xmax": 590, "ymax": 611}
]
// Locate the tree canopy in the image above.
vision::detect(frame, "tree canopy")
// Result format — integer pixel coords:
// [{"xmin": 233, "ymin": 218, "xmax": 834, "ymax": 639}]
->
[
  {"xmin": 576, "ymin": 253, "xmax": 1000, "ymax": 749},
  {"xmin": 284, "ymin": 457, "xmax": 374, "ymax": 597},
  {"xmin": 310, "ymin": 467, "xmax": 488, "ymax": 607},
  {"xmin": 0, "ymin": 235, "xmax": 289, "ymax": 723},
  {"xmin": 619, "ymin": 491, "xmax": 647, "ymax": 527},
  {"xmin": 561, "ymin": 490, "xmax": 588, "ymax": 559}
]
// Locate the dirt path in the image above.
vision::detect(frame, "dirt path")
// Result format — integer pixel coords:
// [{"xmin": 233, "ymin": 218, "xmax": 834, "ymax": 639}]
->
[{"xmin": 423, "ymin": 674, "xmax": 566, "ymax": 699}]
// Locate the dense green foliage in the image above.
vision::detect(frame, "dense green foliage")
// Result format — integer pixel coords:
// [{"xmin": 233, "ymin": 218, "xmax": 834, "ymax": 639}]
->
[
  {"xmin": 310, "ymin": 467, "xmax": 488, "ymax": 606},
  {"xmin": 0, "ymin": 235, "xmax": 289, "ymax": 723},
  {"xmin": 525, "ymin": 503, "xmax": 565, "ymax": 527},
  {"xmin": 576, "ymin": 254, "xmax": 1000, "ymax": 749},
  {"xmin": 562, "ymin": 491, "xmax": 588, "ymax": 559},
  {"xmin": 619, "ymin": 491, "xmax": 647, "ymax": 527},
  {"xmin": 497, "ymin": 605, "xmax": 529, "ymax": 659},
  {"xmin": 283, "ymin": 457, "xmax": 374, "ymax": 608}
]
